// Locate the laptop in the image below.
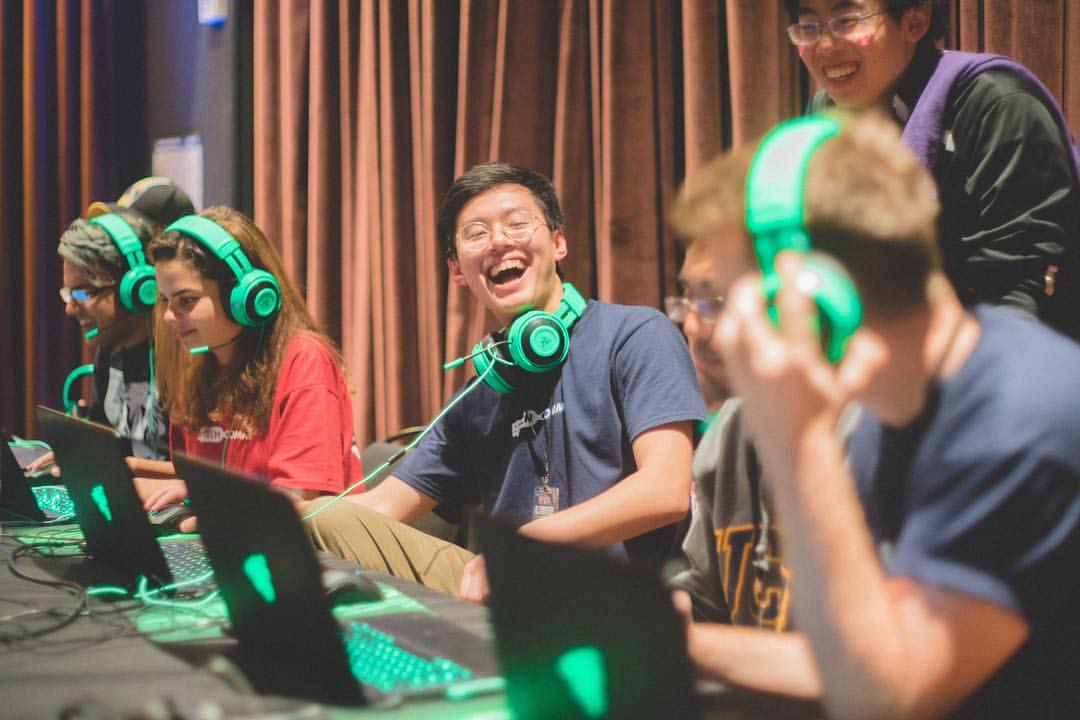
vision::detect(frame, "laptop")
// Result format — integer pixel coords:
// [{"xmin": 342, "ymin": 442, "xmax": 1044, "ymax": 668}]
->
[
  {"xmin": 34, "ymin": 405, "xmax": 209, "ymax": 590},
  {"xmin": 173, "ymin": 451, "xmax": 500, "ymax": 707},
  {"xmin": 1, "ymin": 431, "xmax": 47, "ymax": 522},
  {"xmin": 476, "ymin": 513, "xmax": 702, "ymax": 720}
]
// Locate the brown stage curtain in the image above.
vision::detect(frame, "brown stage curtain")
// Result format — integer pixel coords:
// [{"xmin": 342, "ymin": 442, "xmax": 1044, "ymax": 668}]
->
[
  {"xmin": 252, "ymin": 0, "xmax": 1080, "ymax": 448},
  {"xmin": 1, "ymin": 2, "xmax": 146, "ymax": 436}
]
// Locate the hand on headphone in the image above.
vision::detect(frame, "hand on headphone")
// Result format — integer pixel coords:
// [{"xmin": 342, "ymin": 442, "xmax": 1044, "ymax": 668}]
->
[{"xmin": 717, "ymin": 253, "xmax": 848, "ymax": 473}]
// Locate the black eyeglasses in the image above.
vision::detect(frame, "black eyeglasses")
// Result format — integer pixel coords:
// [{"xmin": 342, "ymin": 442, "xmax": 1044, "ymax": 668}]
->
[
  {"xmin": 664, "ymin": 295, "xmax": 726, "ymax": 325},
  {"xmin": 59, "ymin": 284, "xmax": 115, "ymax": 305},
  {"xmin": 786, "ymin": 9, "xmax": 889, "ymax": 46}
]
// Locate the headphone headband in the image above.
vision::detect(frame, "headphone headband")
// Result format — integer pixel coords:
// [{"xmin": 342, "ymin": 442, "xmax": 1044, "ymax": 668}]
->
[
  {"xmin": 166, "ymin": 215, "xmax": 255, "ymax": 279},
  {"xmin": 89, "ymin": 213, "xmax": 146, "ymax": 266},
  {"xmin": 746, "ymin": 116, "xmax": 841, "ymax": 277},
  {"xmin": 745, "ymin": 115, "xmax": 861, "ymax": 364},
  {"xmin": 87, "ymin": 213, "xmax": 156, "ymax": 313},
  {"xmin": 164, "ymin": 214, "xmax": 282, "ymax": 327}
]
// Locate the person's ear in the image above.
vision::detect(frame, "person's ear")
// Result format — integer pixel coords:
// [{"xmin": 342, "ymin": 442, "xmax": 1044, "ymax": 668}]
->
[
  {"xmin": 447, "ymin": 256, "xmax": 468, "ymax": 287},
  {"xmin": 552, "ymin": 229, "xmax": 568, "ymax": 263},
  {"xmin": 903, "ymin": 4, "xmax": 932, "ymax": 43}
]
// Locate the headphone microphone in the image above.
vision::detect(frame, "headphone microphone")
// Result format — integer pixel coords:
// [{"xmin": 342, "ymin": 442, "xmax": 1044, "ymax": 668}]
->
[
  {"xmin": 83, "ymin": 316, "xmax": 123, "ymax": 341},
  {"xmin": 442, "ymin": 339, "xmax": 513, "ymax": 372},
  {"xmin": 189, "ymin": 330, "xmax": 246, "ymax": 356}
]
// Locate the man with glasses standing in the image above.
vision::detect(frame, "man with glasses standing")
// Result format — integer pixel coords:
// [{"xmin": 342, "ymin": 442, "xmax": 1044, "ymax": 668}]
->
[
  {"xmin": 786, "ymin": 0, "xmax": 1080, "ymax": 340},
  {"xmin": 29, "ymin": 179, "xmax": 194, "ymax": 475},
  {"xmin": 306, "ymin": 162, "xmax": 706, "ymax": 604}
]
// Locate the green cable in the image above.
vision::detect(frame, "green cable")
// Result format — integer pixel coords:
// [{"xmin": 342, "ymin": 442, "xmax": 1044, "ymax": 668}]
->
[{"xmin": 301, "ymin": 358, "xmax": 500, "ymax": 522}]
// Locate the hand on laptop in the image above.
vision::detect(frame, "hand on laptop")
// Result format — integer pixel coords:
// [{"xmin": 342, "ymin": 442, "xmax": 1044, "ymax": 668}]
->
[
  {"xmin": 140, "ymin": 477, "xmax": 188, "ymax": 509},
  {"xmin": 458, "ymin": 554, "xmax": 490, "ymax": 605},
  {"xmin": 126, "ymin": 456, "xmax": 178, "ymax": 480},
  {"xmin": 26, "ymin": 450, "xmax": 60, "ymax": 477},
  {"xmin": 139, "ymin": 477, "xmax": 199, "ymax": 533}
]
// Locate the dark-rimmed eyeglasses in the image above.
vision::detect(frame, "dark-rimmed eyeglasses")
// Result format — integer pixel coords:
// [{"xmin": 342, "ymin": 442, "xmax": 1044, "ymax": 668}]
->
[
  {"xmin": 59, "ymin": 284, "xmax": 115, "ymax": 305},
  {"xmin": 664, "ymin": 295, "xmax": 726, "ymax": 325},
  {"xmin": 786, "ymin": 9, "xmax": 889, "ymax": 46},
  {"xmin": 456, "ymin": 209, "xmax": 548, "ymax": 256}
]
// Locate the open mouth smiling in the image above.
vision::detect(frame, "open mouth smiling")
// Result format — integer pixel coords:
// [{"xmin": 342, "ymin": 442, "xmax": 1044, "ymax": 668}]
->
[{"xmin": 488, "ymin": 259, "xmax": 526, "ymax": 286}]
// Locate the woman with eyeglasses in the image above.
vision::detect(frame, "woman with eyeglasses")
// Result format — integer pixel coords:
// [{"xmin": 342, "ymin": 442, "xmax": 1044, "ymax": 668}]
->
[{"xmin": 28, "ymin": 206, "xmax": 177, "ymax": 477}]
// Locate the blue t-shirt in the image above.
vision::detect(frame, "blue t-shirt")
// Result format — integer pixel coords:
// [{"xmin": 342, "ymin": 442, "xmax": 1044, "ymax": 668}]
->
[
  {"xmin": 848, "ymin": 305, "xmax": 1080, "ymax": 718},
  {"xmin": 395, "ymin": 300, "xmax": 706, "ymax": 565}
]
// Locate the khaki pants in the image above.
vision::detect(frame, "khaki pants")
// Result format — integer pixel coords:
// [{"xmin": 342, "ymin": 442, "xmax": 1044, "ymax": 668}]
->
[{"xmin": 303, "ymin": 498, "xmax": 474, "ymax": 597}]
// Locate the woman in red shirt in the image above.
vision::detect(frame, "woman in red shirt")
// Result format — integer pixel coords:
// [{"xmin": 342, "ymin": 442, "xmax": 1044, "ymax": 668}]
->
[{"xmin": 137, "ymin": 206, "xmax": 362, "ymax": 518}]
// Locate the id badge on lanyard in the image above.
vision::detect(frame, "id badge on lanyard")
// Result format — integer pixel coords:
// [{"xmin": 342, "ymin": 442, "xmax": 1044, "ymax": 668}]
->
[{"xmin": 533, "ymin": 476, "xmax": 560, "ymax": 519}]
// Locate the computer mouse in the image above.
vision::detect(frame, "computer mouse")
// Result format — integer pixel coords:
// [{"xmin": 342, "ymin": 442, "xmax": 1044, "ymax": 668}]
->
[
  {"xmin": 148, "ymin": 503, "xmax": 194, "ymax": 533},
  {"xmin": 322, "ymin": 568, "xmax": 383, "ymax": 605}
]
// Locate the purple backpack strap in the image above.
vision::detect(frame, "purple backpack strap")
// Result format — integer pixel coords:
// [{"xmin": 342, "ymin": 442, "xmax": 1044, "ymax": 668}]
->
[{"xmin": 901, "ymin": 51, "xmax": 1080, "ymax": 179}]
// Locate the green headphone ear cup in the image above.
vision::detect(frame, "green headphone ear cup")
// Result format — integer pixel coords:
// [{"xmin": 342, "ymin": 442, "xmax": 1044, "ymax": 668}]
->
[
  {"xmin": 229, "ymin": 269, "xmax": 282, "ymax": 327},
  {"xmin": 761, "ymin": 253, "xmax": 862, "ymax": 365},
  {"xmin": 507, "ymin": 311, "xmax": 571, "ymax": 374},
  {"xmin": 89, "ymin": 213, "xmax": 155, "ymax": 314},
  {"xmin": 120, "ymin": 265, "xmax": 158, "ymax": 313},
  {"xmin": 800, "ymin": 252, "xmax": 862, "ymax": 364},
  {"xmin": 471, "ymin": 282, "xmax": 586, "ymax": 392}
]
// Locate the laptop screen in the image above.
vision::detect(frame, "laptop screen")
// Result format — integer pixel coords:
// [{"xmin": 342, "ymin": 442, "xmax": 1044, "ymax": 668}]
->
[
  {"xmin": 35, "ymin": 405, "xmax": 172, "ymax": 586},
  {"xmin": 1, "ymin": 432, "xmax": 46, "ymax": 522},
  {"xmin": 477, "ymin": 514, "xmax": 700, "ymax": 720}
]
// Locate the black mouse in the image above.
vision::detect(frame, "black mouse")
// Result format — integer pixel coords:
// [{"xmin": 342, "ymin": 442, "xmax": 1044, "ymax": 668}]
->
[
  {"xmin": 322, "ymin": 568, "xmax": 383, "ymax": 605},
  {"xmin": 148, "ymin": 503, "xmax": 194, "ymax": 533}
]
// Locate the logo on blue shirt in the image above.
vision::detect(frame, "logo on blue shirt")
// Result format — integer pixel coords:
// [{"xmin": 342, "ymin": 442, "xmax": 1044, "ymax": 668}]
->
[{"xmin": 511, "ymin": 402, "xmax": 565, "ymax": 438}]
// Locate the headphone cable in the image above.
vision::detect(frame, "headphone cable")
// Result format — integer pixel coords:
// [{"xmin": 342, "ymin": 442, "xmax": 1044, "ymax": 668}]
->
[{"xmin": 301, "ymin": 355, "xmax": 502, "ymax": 522}]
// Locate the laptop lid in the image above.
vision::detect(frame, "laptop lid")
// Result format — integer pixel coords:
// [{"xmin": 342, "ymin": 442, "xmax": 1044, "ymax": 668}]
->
[
  {"xmin": 173, "ymin": 451, "xmax": 362, "ymax": 706},
  {"xmin": 0, "ymin": 432, "xmax": 46, "ymax": 522},
  {"xmin": 34, "ymin": 405, "xmax": 172, "ymax": 586},
  {"xmin": 476, "ymin": 513, "xmax": 701, "ymax": 720}
]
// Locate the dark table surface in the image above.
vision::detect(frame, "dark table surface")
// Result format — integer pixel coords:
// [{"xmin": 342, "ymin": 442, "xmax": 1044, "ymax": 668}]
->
[{"xmin": 0, "ymin": 522, "xmax": 820, "ymax": 720}]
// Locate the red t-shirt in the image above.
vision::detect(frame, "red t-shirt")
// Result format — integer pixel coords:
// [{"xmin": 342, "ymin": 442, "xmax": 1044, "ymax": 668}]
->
[{"xmin": 174, "ymin": 332, "xmax": 363, "ymax": 495}]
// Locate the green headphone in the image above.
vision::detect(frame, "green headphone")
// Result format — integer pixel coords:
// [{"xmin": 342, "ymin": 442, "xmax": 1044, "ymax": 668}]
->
[
  {"xmin": 745, "ymin": 115, "xmax": 862, "ymax": 364},
  {"xmin": 472, "ymin": 282, "xmax": 587, "ymax": 394},
  {"xmin": 164, "ymin": 215, "xmax": 282, "ymax": 327},
  {"xmin": 88, "ymin": 213, "xmax": 157, "ymax": 313}
]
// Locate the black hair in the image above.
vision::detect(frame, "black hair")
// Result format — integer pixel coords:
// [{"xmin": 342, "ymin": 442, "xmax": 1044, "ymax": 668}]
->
[
  {"xmin": 437, "ymin": 162, "xmax": 566, "ymax": 259},
  {"xmin": 783, "ymin": 0, "xmax": 948, "ymax": 45}
]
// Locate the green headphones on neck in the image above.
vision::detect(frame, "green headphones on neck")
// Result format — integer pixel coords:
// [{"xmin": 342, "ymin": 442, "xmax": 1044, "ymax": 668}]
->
[
  {"xmin": 745, "ymin": 115, "xmax": 862, "ymax": 364},
  {"xmin": 88, "ymin": 213, "xmax": 157, "ymax": 314},
  {"xmin": 472, "ymin": 282, "xmax": 587, "ymax": 394},
  {"xmin": 165, "ymin": 215, "xmax": 282, "ymax": 327}
]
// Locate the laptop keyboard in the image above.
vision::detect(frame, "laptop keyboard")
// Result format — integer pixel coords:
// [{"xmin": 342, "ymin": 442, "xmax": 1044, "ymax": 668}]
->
[
  {"xmin": 160, "ymin": 540, "xmax": 213, "ymax": 586},
  {"xmin": 342, "ymin": 620, "xmax": 474, "ymax": 693},
  {"xmin": 31, "ymin": 485, "xmax": 74, "ymax": 518}
]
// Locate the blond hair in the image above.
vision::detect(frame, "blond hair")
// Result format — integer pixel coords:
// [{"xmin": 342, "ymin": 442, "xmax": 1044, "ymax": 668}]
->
[{"xmin": 672, "ymin": 112, "xmax": 941, "ymax": 320}]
